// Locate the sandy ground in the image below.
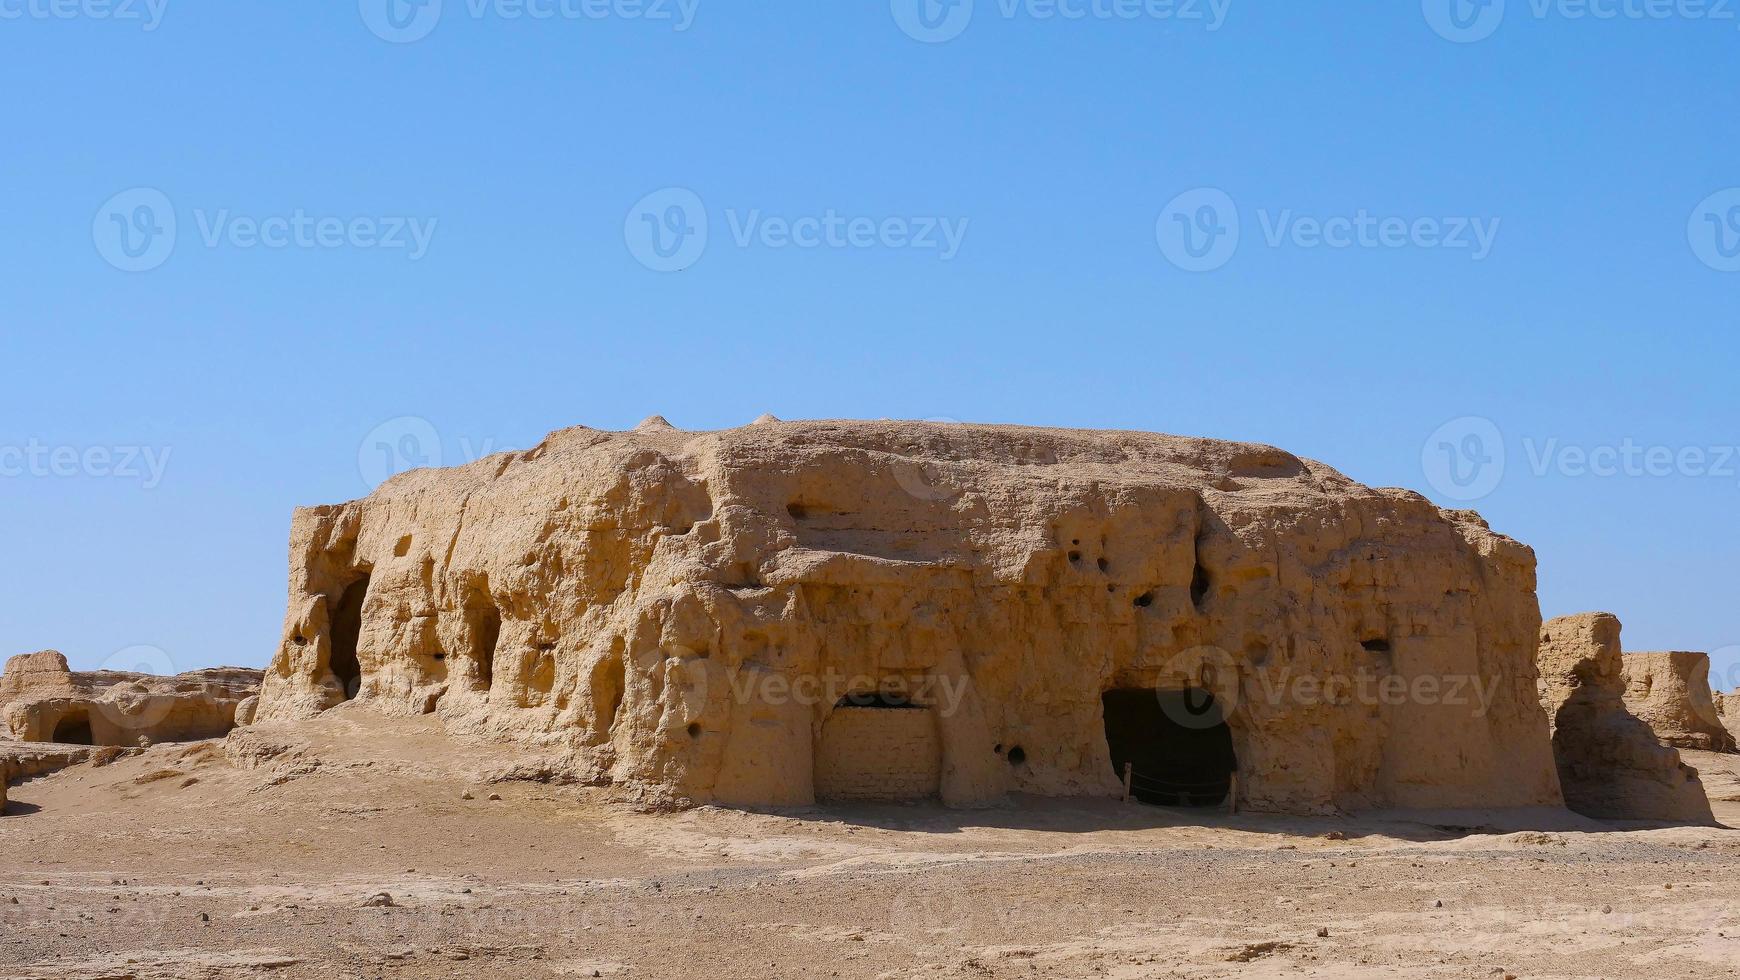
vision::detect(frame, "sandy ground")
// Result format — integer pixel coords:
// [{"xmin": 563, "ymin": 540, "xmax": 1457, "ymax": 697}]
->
[{"xmin": 3, "ymin": 715, "xmax": 1739, "ymax": 980}]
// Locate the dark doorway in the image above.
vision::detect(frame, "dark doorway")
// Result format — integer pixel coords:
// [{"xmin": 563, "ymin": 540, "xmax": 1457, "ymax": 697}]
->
[
  {"xmin": 52, "ymin": 711, "xmax": 94, "ymax": 746},
  {"xmin": 328, "ymin": 575, "xmax": 370, "ymax": 701},
  {"xmin": 468, "ymin": 602, "xmax": 502, "ymax": 692},
  {"xmin": 1102, "ymin": 688, "xmax": 1236, "ymax": 807}
]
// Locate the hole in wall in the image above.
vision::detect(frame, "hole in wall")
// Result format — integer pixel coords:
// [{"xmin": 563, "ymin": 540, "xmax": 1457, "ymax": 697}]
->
[
  {"xmin": 52, "ymin": 711, "xmax": 94, "ymax": 746},
  {"xmin": 787, "ymin": 502, "xmax": 809, "ymax": 520},
  {"xmin": 1190, "ymin": 560, "xmax": 1211, "ymax": 612},
  {"xmin": 1006, "ymin": 746, "xmax": 1027, "ymax": 766},
  {"xmin": 1068, "ymin": 551, "xmax": 1083, "ymax": 564},
  {"xmin": 592, "ymin": 644, "xmax": 627, "ymax": 735},
  {"xmin": 687, "ymin": 722, "xmax": 702, "ymax": 738},
  {"xmin": 1361, "ymin": 638, "xmax": 1392, "ymax": 654},
  {"xmin": 835, "ymin": 691, "xmax": 923, "ymax": 710},
  {"xmin": 1103, "ymin": 688, "xmax": 1236, "ymax": 807},
  {"xmin": 1097, "ymin": 557, "xmax": 1110, "ymax": 573},
  {"xmin": 394, "ymin": 535, "xmax": 413, "ymax": 557},
  {"xmin": 465, "ymin": 596, "xmax": 503, "ymax": 692},
  {"xmin": 328, "ymin": 574, "xmax": 371, "ymax": 702},
  {"xmin": 1134, "ymin": 591, "xmax": 1155, "ymax": 608}
]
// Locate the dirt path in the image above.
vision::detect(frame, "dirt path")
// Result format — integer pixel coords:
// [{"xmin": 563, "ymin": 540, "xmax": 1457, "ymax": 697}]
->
[{"xmin": 4, "ymin": 716, "xmax": 1738, "ymax": 979}]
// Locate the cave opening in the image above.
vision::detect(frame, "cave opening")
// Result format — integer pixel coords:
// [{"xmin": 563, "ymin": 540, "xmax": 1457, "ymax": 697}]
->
[
  {"xmin": 51, "ymin": 710, "xmax": 94, "ymax": 746},
  {"xmin": 470, "ymin": 604, "xmax": 503, "ymax": 692},
  {"xmin": 328, "ymin": 574, "xmax": 370, "ymax": 701},
  {"xmin": 1102, "ymin": 688, "xmax": 1236, "ymax": 807}
]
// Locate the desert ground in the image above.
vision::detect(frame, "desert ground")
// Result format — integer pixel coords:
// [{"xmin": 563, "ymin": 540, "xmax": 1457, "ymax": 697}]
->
[{"xmin": 3, "ymin": 713, "xmax": 1738, "ymax": 980}]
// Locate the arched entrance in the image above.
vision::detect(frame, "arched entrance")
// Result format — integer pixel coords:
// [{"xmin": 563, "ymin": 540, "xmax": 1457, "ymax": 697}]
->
[
  {"xmin": 51, "ymin": 709, "xmax": 94, "ymax": 746},
  {"xmin": 1102, "ymin": 688, "xmax": 1237, "ymax": 807},
  {"xmin": 328, "ymin": 575, "xmax": 370, "ymax": 701}
]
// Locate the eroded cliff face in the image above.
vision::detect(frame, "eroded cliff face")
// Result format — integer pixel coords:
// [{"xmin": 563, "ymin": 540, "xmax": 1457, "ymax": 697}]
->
[
  {"xmin": 1718, "ymin": 689, "xmax": 1738, "ymax": 742},
  {"xmin": 1622, "ymin": 652, "xmax": 1736, "ymax": 753},
  {"xmin": 256, "ymin": 419, "xmax": 1562, "ymax": 813},
  {"xmin": 0, "ymin": 651, "xmax": 261, "ymax": 747},
  {"xmin": 1537, "ymin": 614, "xmax": 1713, "ymax": 824}
]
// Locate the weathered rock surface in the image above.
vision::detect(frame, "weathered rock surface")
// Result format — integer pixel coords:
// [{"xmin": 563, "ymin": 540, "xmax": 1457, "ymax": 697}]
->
[
  {"xmin": 0, "ymin": 651, "xmax": 262, "ymax": 747},
  {"xmin": 0, "ymin": 740, "xmax": 100, "ymax": 814},
  {"xmin": 256, "ymin": 419, "xmax": 1562, "ymax": 813},
  {"xmin": 1537, "ymin": 613, "xmax": 1714, "ymax": 824},
  {"xmin": 1622, "ymin": 652, "xmax": 1737, "ymax": 753},
  {"xmin": 1718, "ymin": 688, "xmax": 1738, "ymax": 742}
]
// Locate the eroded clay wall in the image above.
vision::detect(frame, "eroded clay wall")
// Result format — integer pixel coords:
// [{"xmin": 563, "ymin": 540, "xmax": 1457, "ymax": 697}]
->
[{"xmin": 254, "ymin": 420, "xmax": 1563, "ymax": 814}]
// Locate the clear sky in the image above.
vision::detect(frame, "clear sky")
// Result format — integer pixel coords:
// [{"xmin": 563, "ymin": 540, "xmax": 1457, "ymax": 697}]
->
[{"xmin": 2, "ymin": 1, "xmax": 1737, "ymax": 691}]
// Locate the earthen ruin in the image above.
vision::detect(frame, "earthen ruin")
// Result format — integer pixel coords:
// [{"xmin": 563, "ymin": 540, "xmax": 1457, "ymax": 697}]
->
[
  {"xmin": 1537, "ymin": 613, "xmax": 1714, "ymax": 824},
  {"xmin": 0, "ymin": 651, "xmax": 261, "ymax": 748},
  {"xmin": 255, "ymin": 419, "xmax": 1563, "ymax": 814},
  {"xmin": 1621, "ymin": 651, "xmax": 1736, "ymax": 753}
]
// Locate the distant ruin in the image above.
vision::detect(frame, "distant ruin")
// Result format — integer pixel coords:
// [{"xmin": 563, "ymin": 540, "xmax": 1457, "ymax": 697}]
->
[
  {"xmin": 254, "ymin": 419, "xmax": 1563, "ymax": 813},
  {"xmin": 1537, "ymin": 613, "xmax": 1714, "ymax": 824},
  {"xmin": 0, "ymin": 651, "xmax": 260, "ymax": 748},
  {"xmin": 1621, "ymin": 651, "xmax": 1737, "ymax": 753}
]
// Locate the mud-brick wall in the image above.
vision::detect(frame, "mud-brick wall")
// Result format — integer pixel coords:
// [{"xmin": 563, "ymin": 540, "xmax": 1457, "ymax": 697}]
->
[{"xmin": 814, "ymin": 707, "xmax": 943, "ymax": 802}]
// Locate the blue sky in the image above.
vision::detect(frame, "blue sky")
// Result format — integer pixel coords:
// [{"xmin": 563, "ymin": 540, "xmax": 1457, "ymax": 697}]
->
[{"xmin": 2, "ymin": 1, "xmax": 1737, "ymax": 691}]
